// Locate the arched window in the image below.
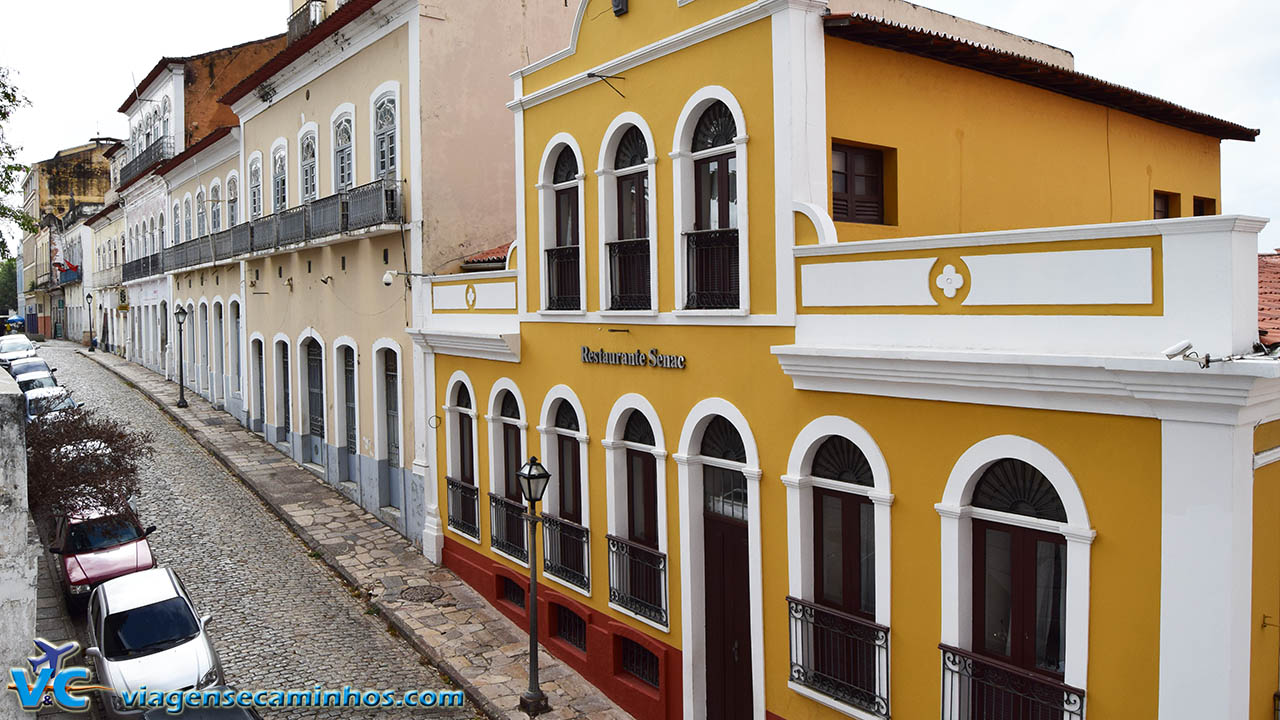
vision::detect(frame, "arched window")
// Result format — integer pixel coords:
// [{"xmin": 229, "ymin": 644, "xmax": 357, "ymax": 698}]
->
[
  {"xmin": 609, "ymin": 125, "xmax": 651, "ymax": 310},
  {"xmin": 334, "ymin": 115, "xmax": 354, "ymax": 191},
  {"xmin": 195, "ymin": 191, "xmax": 207, "ymax": 237},
  {"xmin": 545, "ymin": 399, "xmax": 587, "ymax": 589},
  {"xmin": 144, "ymin": 112, "xmax": 153, "ymax": 147},
  {"xmin": 161, "ymin": 96, "xmax": 170, "ymax": 138},
  {"xmin": 811, "ymin": 436, "xmax": 876, "ymax": 619},
  {"xmin": 445, "ymin": 381, "xmax": 479, "ymax": 539},
  {"xmin": 686, "ymin": 100, "xmax": 739, "ymax": 309},
  {"xmin": 148, "ymin": 218, "xmax": 155, "ymax": 254},
  {"xmin": 227, "ymin": 177, "xmax": 239, "ymax": 225},
  {"xmin": 248, "ymin": 160, "xmax": 262, "ymax": 219},
  {"xmin": 374, "ymin": 95, "xmax": 397, "ymax": 178},
  {"xmin": 546, "ymin": 146, "xmax": 580, "ymax": 311},
  {"xmin": 490, "ymin": 389, "xmax": 526, "ymax": 560},
  {"xmin": 210, "ymin": 185, "xmax": 221, "ymax": 232},
  {"xmin": 300, "ymin": 133, "xmax": 317, "ymax": 202},
  {"xmin": 609, "ymin": 408, "xmax": 664, "ymax": 623},
  {"xmin": 272, "ymin": 149, "xmax": 287, "ymax": 211},
  {"xmin": 183, "ymin": 199, "xmax": 192, "ymax": 242},
  {"xmin": 173, "ymin": 203, "xmax": 181, "ymax": 243},
  {"xmin": 971, "ymin": 459, "xmax": 1067, "ymax": 676},
  {"xmin": 158, "ymin": 213, "xmax": 165, "ymax": 247}
]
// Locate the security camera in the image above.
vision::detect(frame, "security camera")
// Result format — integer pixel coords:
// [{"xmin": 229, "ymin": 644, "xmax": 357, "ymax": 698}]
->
[
  {"xmin": 1163, "ymin": 339, "xmax": 1194, "ymax": 360},
  {"xmin": 382, "ymin": 271, "xmax": 395, "ymax": 287}
]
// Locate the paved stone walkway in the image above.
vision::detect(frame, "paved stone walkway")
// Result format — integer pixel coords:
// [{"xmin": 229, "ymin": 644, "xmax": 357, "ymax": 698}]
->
[
  {"xmin": 32, "ymin": 521, "xmax": 100, "ymax": 720},
  {"xmin": 82, "ymin": 347, "xmax": 631, "ymax": 720}
]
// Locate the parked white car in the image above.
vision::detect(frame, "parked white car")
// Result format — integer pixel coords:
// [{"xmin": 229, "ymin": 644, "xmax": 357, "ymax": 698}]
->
[
  {"xmin": 86, "ymin": 568, "xmax": 223, "ymax": 717},
  {"xmin": 0, "ymin": 335, "xmax": 35, "ymax": 372},
  {"xmin": 24, "ymin": 386, "xmax": 78, "ymax": 423},
  {"xmin": 15, "ymin": 370, "xmax": 57, "ymax": 394}
]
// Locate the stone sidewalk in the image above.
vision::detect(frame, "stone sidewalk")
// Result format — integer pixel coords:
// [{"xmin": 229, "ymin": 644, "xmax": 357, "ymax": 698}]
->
[{"xmin": 81, "ymin": 348, "xmax": 630, "ymax": 720}]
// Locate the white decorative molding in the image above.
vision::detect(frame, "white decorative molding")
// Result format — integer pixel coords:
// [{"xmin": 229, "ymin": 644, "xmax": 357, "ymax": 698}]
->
[
  {"xmin": 801, "ymin": 258, "xmax": 936, "ymax": 307},
  {"xmin": 962, "ymin": 248, "xmax": 1150, "ymax": 306},
  {"xmin": 432, "ymin": 282, "xmax": 516, "ymax": 311},
  {"xmin": 412, "ymin": 330, "xmax": 520, "ymax": 363}
]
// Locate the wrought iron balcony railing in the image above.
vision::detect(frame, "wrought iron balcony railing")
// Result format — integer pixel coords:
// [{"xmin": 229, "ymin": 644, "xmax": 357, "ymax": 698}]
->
[
  {"xmin": 446, "ymin": 477, "xmax": 479, "ymax": 539},
  {"xmin": 120, "ymin": 137, "xmax": 174, "ymax": 187},
  {"xmin": 607, "ymin": 238, "xmax": 650, "ymax": 310},
  {"xmin": 97, "ymin": 264, "xmax": 122, "ymax": 287},
  {"xmin": 545, "ymin": 245, "xmax": 580, "ymax": 310},
  {"xmin": 211, "ymin": 229, "xmax": 234, "ymax": 260},
  {"xmin": 685, "ymin": 228, "xmax": 740, "ymax": 309},
  {"xmin": 278, "ymin": 205, "xmax": 309, "ymax": 245},
  {"xmin": 251, "ymin": 215, "xmax": 279, "ymax": 252},
  {"xmin": 543, "ymin": 514, "xmax": 589, "ymax": 591},
  {"xmin": 230, "ymin": 222, "xmax": 252, "ymax": 255},
  {"xmin": 122, "ymin": 253, "xmax": 162, "ymax": 282},
  {"xmin": 347, "ymin": 177, "xmax": 401, "ymax": 230},
  {"xmin": 489, "ymin": 493, "xmax": 528, "ymax": 562},
  {"xmin": 57, "ymin": 268, "xmax": 82, "ymax": 285},
  {"xmin": 788, "ymin": 596, "xmax": 890, "ymax": 718},
  {"xmin": 310, "ymin": 192, "xmax": 347, "ymax": 237},
  {"xmin": 287, "ymin": 0, "xmax": 327, "ymax": 45},
  {"xmin": 607, "ymin": 534, "xmax": 667, "ymax": 625},
  {"xmin": 940, "ymin": 644, "xmax": 1084, "ymax": 720}
]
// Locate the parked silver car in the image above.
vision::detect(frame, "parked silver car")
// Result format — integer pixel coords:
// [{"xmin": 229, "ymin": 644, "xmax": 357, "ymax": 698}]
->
[
  {"xmin": 0, "ymin": 335, "xmax": 35, "ymax": 372},
  {"xmin": 14, "ymin": 370, "xmax": 57, "ymax": 394},
  {"xmin": 86, "ymin": 567, "xmax": 224, "ymax": 718}
]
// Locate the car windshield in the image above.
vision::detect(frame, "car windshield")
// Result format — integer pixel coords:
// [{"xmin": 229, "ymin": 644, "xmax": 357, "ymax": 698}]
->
[
  {"xmin": 12, "ymin": 360, "xmax": 50, "ymax": 374},
  {"xmin": 102, "ymin": 597, "xmax": 200, "ymax": 661},
  {"xmin": 0, "ymin": 337, "xmax": 32, "ymax": 352},
  {"xmin": 29, "ymin": 394, "xmax": 74, "ymax": 416},
  {"xmin": 68, "ymin": 516, "xmax": 142, "ymax": 553},
  {"xmin": 18, "ymin": 376, "xmax": 56, "ymax": 393}
]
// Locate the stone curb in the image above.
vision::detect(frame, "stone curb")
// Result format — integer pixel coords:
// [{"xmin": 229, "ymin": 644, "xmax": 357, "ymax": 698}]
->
[{"xmin": 80, "ymin": 350, "xmax": 511, "ymax": 720}]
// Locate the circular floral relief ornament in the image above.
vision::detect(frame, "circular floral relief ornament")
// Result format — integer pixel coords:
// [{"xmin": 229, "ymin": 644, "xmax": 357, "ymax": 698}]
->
[
  {"xmin": 464, "ymin": 284, "xmax": 477, "ymax": 310},
  {"xmin": 928, "ymin": 255, "xmax": 971, "ymax": 309}
]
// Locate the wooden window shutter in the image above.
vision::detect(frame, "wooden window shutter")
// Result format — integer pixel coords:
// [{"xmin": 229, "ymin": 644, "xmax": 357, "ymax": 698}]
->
[{"xmin": 833, "ymin": 143, "xmax": 884, "ymax": 224}]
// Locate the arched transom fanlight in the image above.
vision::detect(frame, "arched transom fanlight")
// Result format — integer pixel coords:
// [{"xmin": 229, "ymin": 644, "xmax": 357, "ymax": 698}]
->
[
  {"xmin": 614, "ymin": 126, "xmax": 648, "ymax": 170},
  {"xmin": 699, "ymin": 416, "xmax": 746, "ymax": 463},
  {"xmin": 971, "ymin": 458, "xmax": 1067, "ymax": 522},
  {"xmin": 692, "ymin": 101, "xmax": 736, "ymax": 152},
  {"xmin": 273, "ymin": 150, "xmax": 286, "ymax": 175},
  {"xmin": 249, "ymin": 163, "xmax": 260, "ymax": 184},
  {"xmin": 336, "ymin": 117, "xmax": 353, "ymax": 147},
  {"xmin": 811, "ymin": 435, "xmax": 873, "ymax": 487},
  {"xmin": 227, "ymin": 177, "xmax": 238, "ymax": 197},
  {"xmin": 454, "ymin": 383, "xmax": 471, "ymax": 410},
  {"xmin": 375, "ymin": 96, "xmax": 396, "ymax": 131},
  {"xmin": 553, "ymin": 147, "xmax": 578, "ymax": 184},
  {"xmin": 499, "ymin": 391, "xmax": 520, "ymax": 420},
  {"xmin": 554, "ymin": 401, "xmax": 579, "ymax": 432},
  {"xmin": 623, "ymin": 411, "xmax": 655, "ymax": 446},
  {"xmin": 301, "ymin": 134, "xmax": 316, "ymax": 162}
]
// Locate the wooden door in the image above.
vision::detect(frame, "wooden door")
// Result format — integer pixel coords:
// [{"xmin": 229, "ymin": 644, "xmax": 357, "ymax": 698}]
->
[{"xmin": 704, "ymin": 509, "xmax": 752, "ymax": 720}]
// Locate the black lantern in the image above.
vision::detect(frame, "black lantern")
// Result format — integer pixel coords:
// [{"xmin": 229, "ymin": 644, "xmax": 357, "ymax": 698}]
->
[
  {"xmin": 173, "ymin": 306, "xmax": 188, "ymax": 408},
  {"xmin": 85, "ymin": 292, "xmax": 94, "ymax": 352},
  {"xmin": 516, "ymin": 455, "xmax": 552, "ymax": 716},
  {"xmin": 516, "ymin": 456, "xmax": 551, "ymax": 504}
]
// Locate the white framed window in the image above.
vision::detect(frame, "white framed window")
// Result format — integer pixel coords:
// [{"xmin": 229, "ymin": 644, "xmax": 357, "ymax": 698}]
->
[
  {"xmin": 183, "ymin": 199, "xmax": 192, "ymax": 242},
  {"xmin": 173, "ymin": 204, "xmax": 180, "ymax": 243},
  {"xmin": 537, "ymin": 386, "xmax": 591, "ymax": 595},
  {"xmin": 196, "ymin": 190, "xmax": 207, "ymax": 237},
  {"xmin": 159, "ymin": 212, "xmax": 165, "ymax": 247},
  {"xmin": 443, "ymin": 372, "xmax": 480, "ymax": 543},
  {"xmin": 210, "ymin": 184, "xmax": 222, "ymax": 232},
  {"xmin": 248, "ymin": 159, "xmax": 263, "ymax": 219},
  {"xmin": 333, "ymin": 114, "xmax": 354, "ymax": 191},
  {"xmin": 226, "ymin": 175, "xmax": 239, "ymax": 225},
  {"xmin": 536, "ymin": 134, "xmax": 586, "ymax": 314},
  {"xmin": 485, "ymin": 380, "xmax": 529, "ymax": 566},
  {"xmin": 597, "ymin": 114, "xmax": 658, "ymax": 313},
  {"xmin": 272, "ymin": 148, "xmax": 287, "ymax": 211},
  {"xmin": 300, "ymin": 132, "xmax": 317, "ymax": 202},
  {"xmin": 671, "ymin": 88, "xmax": 749, "ymax": 314},
  {"xmin": 373, "ymin": 93, "xmax": 397, "ymax": 178},
  {"xmin": 161, "ymin": 96, "xmax": 170, "ymax": 139}
]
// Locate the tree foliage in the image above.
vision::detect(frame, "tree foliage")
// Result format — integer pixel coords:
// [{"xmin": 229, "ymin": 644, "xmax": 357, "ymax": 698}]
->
[
  {"xmin": 26, "ymin": 404, "xmax": 154, "ymax": 529},
  {"xmin": 0, "ymin": 257, "xmax": 14, "ymax": 315},
  {"xmin": 0, "ymin": 67, "xmax": 34, "ymax": 248}
]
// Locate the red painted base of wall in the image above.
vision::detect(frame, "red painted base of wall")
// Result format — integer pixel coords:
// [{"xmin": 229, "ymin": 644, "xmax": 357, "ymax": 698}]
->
[{"xmin": 443, "ymin": 537, "xmax": 683, "ymax": 720}]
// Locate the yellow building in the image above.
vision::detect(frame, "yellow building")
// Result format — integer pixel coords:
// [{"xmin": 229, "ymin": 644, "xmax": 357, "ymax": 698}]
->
[{"xmin": 412, "ymin": 2, "xmax": 1272, "ymax": 720}]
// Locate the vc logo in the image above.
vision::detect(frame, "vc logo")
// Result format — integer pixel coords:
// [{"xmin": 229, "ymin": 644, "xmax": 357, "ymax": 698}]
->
[{"xmin": 5, "ymin": 639, "xmax": 112, "ymax": 712}]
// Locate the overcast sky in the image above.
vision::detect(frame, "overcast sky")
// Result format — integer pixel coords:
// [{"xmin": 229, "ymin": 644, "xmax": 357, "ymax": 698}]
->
[{"xmin": 1, "ymin": 0, "xmax": 1275, "ymax": 254}]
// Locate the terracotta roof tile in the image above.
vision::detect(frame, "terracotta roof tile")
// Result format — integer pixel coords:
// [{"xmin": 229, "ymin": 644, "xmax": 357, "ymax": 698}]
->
[
  {"xmin": 462, "ymin": 242, "xmax": 512, "ymax": 266},
  {"xmin": 1259, "ymin": 254, "xmax": 1280, "ymax": 343}
]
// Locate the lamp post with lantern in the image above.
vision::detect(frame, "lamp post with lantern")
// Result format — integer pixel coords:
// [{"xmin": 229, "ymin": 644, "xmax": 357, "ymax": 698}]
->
[
  {"xmin": 85, "ymin": 292, "xmax": 94, "ymax": 351},
  {"xmin": 173, "ymin": 305, "xmax": 188, "ymax": 408},
  {"xmin": 516, "ymin": 456, "xmax": 552, "ymax": 717}
]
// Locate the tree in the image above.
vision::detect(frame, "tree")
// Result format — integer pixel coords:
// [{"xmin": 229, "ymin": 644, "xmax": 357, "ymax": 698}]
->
[
  {"xmin": 0, "ymin": 256, "xmax": 14, "ymax": 315},
  {"xmin": 0, "ymin": 67, "xmax": 34, "ymax": 249},
  {"xmin": 25, "ymin": 404, "xmax": 154, "ymax": 534}
]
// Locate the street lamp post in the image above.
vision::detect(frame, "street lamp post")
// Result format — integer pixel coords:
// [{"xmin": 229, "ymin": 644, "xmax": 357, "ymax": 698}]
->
[
  {"xmin": 516, "ymin": 456, "xmax": 552, "ymax": 717},
  {"xmin": 85, "ymin": 293, "xmax": 94, "ymax": 352},
  {"xmin": 173, "ymin": 306, "xmax": 188, "ymax": 408}
]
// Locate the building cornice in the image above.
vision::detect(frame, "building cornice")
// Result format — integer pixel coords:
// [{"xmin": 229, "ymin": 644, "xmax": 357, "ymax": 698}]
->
[
  {"xmin": 408, "ymin": 329, "xmax": 521, "ymax": 363},
  {"xmin": 772, "ymin": 343, "xmax": 1280, "ymax": 425}
]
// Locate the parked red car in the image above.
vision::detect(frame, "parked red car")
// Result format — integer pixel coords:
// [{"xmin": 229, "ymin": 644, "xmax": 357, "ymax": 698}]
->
[{"xmin": 49, "ymin": 508, "xmax": 156, "ymax": 607}]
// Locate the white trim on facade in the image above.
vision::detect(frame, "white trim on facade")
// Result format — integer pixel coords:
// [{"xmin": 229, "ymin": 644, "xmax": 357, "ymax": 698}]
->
[
  {"xmin": 536, "ymin": 132, "xmax": 587, "ymax": 315},
  {"xmin": 595, "ymin": 112, "xmax": 659, "ymax": 314}
]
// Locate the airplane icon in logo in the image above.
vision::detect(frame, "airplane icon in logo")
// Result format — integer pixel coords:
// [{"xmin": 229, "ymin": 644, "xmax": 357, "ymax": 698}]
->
[{"xmin": 28, "ymin": 640, "xmax": 78, "ymax": 674}]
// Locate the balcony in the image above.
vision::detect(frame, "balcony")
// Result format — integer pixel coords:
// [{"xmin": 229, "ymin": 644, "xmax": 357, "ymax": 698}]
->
[
  {"xmin": 489, "ymin": 493, "xmax": 528, "ymax": 562},
  {"xmin": 446, "ymin": 477, "xmax": 479, "ymax": 539},
  {"xmin": 348, "ymin": 177, "xmax": 401, "ymax": 229},
  {"xmin": 543, "ymin": 514, "xmax": 589, "ymax": 591},
  {"xmin": 155, "ymin": 179, "xmax": 401, "ymax": 274},
  {"xmin": 120, "ymin": 137, "xmax": 174, "ymax": 187},
  {"xmin": 607, "ymin": 238, "xmax": 650, "ymax": 310},
  {"xmin": 607, "ymin": 534, "xmax": 667, "ymax": 625},
  {"xmin": 685, "ymin": 228, "xmax": 739, "ymax": 309},
  {"xmin": 545, "ymin": 245, "xmax": 580, "ymax": 310},
  {"xmin": 787, "ymin": 596, "xmax": 890, "ymax": 718},
  {"xmin": 97, "ymin": 264, "xmax": 122, "ymax": 288},
  {"xmin": 122, "ymin": 253, "xmax": 162, "ymax": 283},
  {"xmin": 940, "ymin": 644, "xmax": 1084, "ymax": 720},
  {"xmin": 287, "ymin": 0, "xmax": 327, "ymax": 45},
  {"xmin": 57, "ymin": 268, "xmax": 82, "ymax": 286}
]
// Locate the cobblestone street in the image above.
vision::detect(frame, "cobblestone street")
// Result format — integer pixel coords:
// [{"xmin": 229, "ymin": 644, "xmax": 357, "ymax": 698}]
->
[{"xmin": 37, "ymin": 341, "xmax": 477, "ymax": 719}]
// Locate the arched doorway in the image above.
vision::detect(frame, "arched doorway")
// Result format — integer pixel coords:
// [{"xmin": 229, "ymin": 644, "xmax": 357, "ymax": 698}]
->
[{"xmin": 301, "ymin": 337, "xmax": 325, "ymax": 465}]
